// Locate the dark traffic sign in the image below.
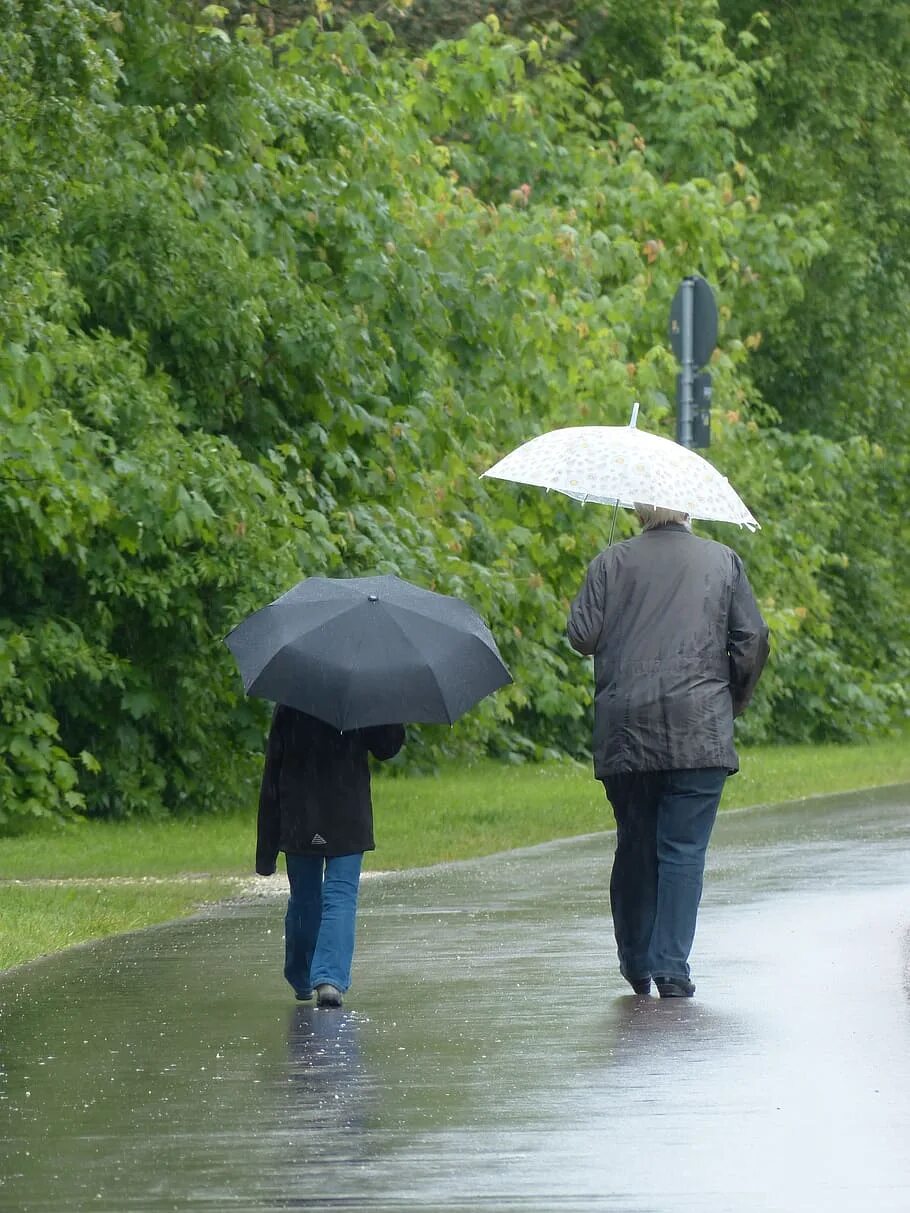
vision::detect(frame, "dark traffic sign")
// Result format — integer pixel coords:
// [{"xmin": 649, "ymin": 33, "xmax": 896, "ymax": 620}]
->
[{"xmin": 669, "ymin": 275, "xmax": 718, "ymax": 370}]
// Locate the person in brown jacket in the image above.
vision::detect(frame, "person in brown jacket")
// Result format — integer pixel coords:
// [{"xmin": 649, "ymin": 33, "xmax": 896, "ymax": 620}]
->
[
  {"xmin": 568, "ymin": 504, "xmax": 769, "ymax": 998},
  {"xmin": 257, "ymin": 705, "xmax": 405, "ymax": 1007}
]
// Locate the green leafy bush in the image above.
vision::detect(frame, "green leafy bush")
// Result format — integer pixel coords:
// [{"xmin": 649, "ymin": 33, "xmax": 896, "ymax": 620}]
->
[{"xmin": 1, "ymin": 0, "xmax": 906, "ymax": 831}]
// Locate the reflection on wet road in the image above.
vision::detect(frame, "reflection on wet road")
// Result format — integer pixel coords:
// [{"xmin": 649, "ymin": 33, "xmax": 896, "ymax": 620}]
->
[{"xmin": 2, "ymin": 787, "xmax": 909, "ymax": 1211}]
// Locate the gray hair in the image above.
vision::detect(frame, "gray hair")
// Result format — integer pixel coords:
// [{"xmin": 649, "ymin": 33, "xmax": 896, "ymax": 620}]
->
[{"xmin": 634, "ymin": 503, "xmax": 692, "ymax": 531}]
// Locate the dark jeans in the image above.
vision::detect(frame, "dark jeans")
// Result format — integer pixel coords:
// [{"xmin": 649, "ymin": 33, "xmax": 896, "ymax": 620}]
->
[{"xmin": 602, "ymin": 768, "xmax": 727, "ymax": 981}]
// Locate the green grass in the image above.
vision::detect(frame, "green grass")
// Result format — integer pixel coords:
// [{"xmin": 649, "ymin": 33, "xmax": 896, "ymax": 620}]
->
[
  {"xmin": 1, "ymin": 813, "xmax": 260, "ymax": 880},
  {"xmin": 2, "ymin": 735, "xmax": 909, "ymax": 973},
  {"xmin": 369, "ymin": 735, "xmax": 910, "ymax": 868},
  {"xmin": 0, "ymin": 880, "xmax": 231, "ymax": 971}
]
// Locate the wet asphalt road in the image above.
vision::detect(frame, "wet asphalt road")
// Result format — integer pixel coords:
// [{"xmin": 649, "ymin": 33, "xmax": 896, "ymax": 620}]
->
[{"xmin": 1, "ymin": 785, "xmax": 909, "ymax": 1212}]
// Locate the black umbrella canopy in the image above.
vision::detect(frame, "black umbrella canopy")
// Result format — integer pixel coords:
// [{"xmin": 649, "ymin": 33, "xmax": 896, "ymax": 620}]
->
[{"xmin": 224, "ymin": 575, "xmax": 512, "ymax": 731}]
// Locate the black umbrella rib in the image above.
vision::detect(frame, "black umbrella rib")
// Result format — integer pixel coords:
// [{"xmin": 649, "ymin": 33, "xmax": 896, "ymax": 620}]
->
[
  {"xmin": 375, "ymin": 604, "xmax": 459, "ymax": 727},
  {"xmin": 247, "ymin": 598, "xmax": 366, "ymax": 691},
  {"xmin": 333, "ymin": 610, "xmax": 377, "ymax": 733}
]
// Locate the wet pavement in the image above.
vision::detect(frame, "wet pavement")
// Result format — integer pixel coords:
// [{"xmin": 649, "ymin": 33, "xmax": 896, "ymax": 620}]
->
[{"xmin": 1, "ymin": 785, "xmax": 909, "ymax": 1212}]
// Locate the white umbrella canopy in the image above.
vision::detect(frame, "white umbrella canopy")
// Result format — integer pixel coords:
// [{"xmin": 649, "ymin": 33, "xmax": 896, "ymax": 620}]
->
[{"xmin": 482, "ymin": 412, "xmax": 759, "ymax": 531}]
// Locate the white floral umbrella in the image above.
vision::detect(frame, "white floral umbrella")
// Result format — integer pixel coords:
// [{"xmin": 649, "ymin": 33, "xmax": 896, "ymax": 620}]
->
[{"xmin": 482, "ymin": 407, "xmax": 759, "ymax": 531}]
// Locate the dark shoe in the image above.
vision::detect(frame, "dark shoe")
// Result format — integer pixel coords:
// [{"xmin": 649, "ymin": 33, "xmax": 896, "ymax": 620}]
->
[
  {"xmin": 655, "ymin": 976, "xmax": 695, "ymax": 998},
  {"xmin": 294, "ymin": 989, "xmax": 314, "ymax": 1002},
  {"xmin": 316, "ymin": 983, "xmax": 343, "ymax": 1008},
  {"xmin": 620, "ymin": 966, "xmax": 652, "ymax": 996}
]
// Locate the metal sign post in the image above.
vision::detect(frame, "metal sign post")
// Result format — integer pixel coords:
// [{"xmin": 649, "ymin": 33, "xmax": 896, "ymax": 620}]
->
[
  {"xmin": 678, "ymin": 278, "xmax": 695, "ymax": 447},
  {"xmin": 669, "ymin": 275, "xmax": 718, "ymax": 448}
]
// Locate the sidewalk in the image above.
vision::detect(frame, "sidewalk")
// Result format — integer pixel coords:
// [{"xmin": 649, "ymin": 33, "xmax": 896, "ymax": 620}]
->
[{"xmin": 1, "ymin": 786, "xmax": 909, "ymax": 1212}]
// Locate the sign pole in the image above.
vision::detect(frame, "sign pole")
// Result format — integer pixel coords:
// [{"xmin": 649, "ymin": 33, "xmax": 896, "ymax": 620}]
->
[{"xmin": 670, "ymin": 274, "xmax": 717, "ymax": 449}]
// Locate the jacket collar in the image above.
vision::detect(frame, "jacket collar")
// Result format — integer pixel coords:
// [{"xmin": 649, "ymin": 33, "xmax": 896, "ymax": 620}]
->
[{"xmin": 642, "ymin": 522, "xmax": 691, "ymax": 535}]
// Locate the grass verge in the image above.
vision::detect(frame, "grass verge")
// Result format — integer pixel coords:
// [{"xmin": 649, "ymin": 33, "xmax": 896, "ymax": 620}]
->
[
  {"xmin": 0, "ymin": 880, "xmax": 231, "ymax": 972},
  {"xmin": 2, "ymin": 734, "xmax": 909, "ymax": 972}
]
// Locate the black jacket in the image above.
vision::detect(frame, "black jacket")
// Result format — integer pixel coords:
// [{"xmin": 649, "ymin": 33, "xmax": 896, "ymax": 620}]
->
[
  {"xmin": 567, "ymin": 524, "xmax": 769, "ymax": 777},
  {"xmin": 256, "ymin": 706, "xmax": 405, "ymax": 875}
]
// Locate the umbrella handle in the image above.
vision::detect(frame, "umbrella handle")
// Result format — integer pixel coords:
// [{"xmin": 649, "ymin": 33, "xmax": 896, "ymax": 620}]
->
[
  {"xmin": 610, "ymin": 402, "xmax": 639, "ymax": 544},
  {"xmin": 608, "ymin": 501, "xmax": 619, "ymax": 546},
  {"xmin": 600, "ymin": 402, "xmax": 637, "ymax": 545}
]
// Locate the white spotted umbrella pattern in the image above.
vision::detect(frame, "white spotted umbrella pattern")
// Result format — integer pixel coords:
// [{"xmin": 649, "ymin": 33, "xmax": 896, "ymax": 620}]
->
[{"xmin": 483, "ymin": 423, "xmax": 759, "ymax": 531}]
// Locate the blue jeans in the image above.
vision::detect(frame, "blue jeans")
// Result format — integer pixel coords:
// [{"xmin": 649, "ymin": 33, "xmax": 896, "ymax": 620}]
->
[
  {"xmin": 284, "ymin": 852, "xmax": 363, "ymax": 997},
  {"xmin": 602, "ymin": 768, "xmax": 726, "ymax": 981}
]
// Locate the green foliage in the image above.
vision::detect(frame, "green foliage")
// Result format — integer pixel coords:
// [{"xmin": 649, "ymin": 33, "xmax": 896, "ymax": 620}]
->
[
  {"xmin": 1, "ymin": 0, "xmax": 907, "ymax": 832},
  {"xmin": 566, "ymin": 0, "xmax": 910, "ymax": 744}
]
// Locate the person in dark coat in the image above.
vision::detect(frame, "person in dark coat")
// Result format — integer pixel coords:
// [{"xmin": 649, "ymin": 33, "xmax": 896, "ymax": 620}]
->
[
  {"xmin": 257, "ymin": 705, "xmax": 405, "ymax": 1007},
  {"xmin": 567, "ymin": 505, "xmax": 769, "ymax": 998}
]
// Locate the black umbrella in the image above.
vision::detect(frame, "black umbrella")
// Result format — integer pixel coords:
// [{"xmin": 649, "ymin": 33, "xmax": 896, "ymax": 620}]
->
[{"xmin": 224, "ymin": 574, "xmax": 512, "ymax": 731}]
